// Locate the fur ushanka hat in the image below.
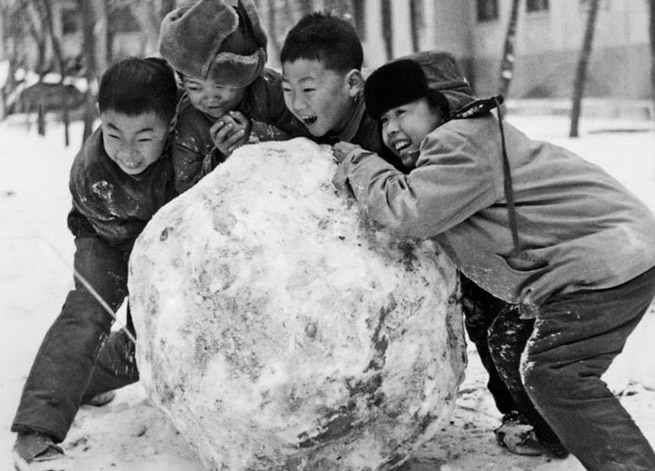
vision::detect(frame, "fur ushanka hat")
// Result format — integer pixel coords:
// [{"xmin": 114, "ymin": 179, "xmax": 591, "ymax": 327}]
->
[
  {"xmin": 158, "ymin": 0, "xmax": 267, "ymax": 88},
  {"xmin": 382, "ymin": 51, "xmax": 476, "ymax": 114},
  {"xmin": 364, "ymin": 59, "xmax": 433, "ymax": 121}
]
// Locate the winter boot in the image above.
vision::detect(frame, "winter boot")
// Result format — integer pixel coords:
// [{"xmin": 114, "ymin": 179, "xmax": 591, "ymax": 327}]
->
[
  {"xmin": 81, "ymin": 390, "xmax": 116, "ymax": 407},
  {"xmin": 534, "ymin": 427, "xmax": 570, "ymax": 459},
  {"xmin": 12, "ymin": 432, "xmax": 70, "ymax": 471},
  {"xmin": 494, "ymin": 411, "xmax": 544, "ymax": 456}
]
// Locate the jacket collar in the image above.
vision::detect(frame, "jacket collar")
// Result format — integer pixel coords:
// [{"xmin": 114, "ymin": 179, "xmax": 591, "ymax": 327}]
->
[{"xmin": 335, "ymin": 92, "xmax": 366, "ymax": 143}]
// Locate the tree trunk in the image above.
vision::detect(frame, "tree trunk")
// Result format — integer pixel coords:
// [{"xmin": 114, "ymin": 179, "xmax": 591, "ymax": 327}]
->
[
  {"xmin": 569, "ymin": 0, "xmax": 599, "ymax": 138},
  {"xmin": 381, "ymin": 0, "xmax": 393, "ymax": 61},
  {"xmin": 264, "ymin": 0, "xmax": 280, "ymax": 70},
  {"xmin": 499, "ymin": 0, "xmax": 521, "ymax": 97},
  {"xmin": 79, "ymin": 0, "xmax": 98, "ymax": 143},
  {"xmin": 0, "ymin": 4, "xmax": 10, "ymax": 119},
  {"xmin": 40, "ymin": 0, "xmax": 65, "ymax": 81},
  {"xmin": 409, "ymin": 0, "xmax": 423, "ymax": 53},
  {"xmin": 1, "ymin": 2, "xmax": 29, "ymax": 119},
  {"xmin": 298, "ymin": 0, "xmax": 312, "ymax": 16},
  {"xmin": 94, "ymin": 0, "xmax": 109, "ymax": 73},
  {"xmin": 23, "ymin": 0, "xmax": 48, "ymax": 79},
  {"xmin": 649, "ymin": 0, "xmax": 655, "ymax": 117},
  {"xmin": 132, "ymin": 0, "xmax": 175, "ymax": 57}
]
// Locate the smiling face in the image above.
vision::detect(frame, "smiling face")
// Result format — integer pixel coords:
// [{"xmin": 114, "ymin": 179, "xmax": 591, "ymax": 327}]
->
[
  {"xmin": 282, "ymin": 59, "xmax": 362, "ymax": 137},
  {"xmin": 180, "ymin": 75, "xmax": 246, "ymax": 119},
  {"xmin": 380, "ymin": 97, "xmax": 443, "ymax": 170},
  {"xmin": 101, "ymin": 110, "xmax": 170, "ymax": 175}
]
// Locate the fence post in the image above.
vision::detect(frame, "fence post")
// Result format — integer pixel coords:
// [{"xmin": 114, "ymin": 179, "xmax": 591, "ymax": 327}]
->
[
  {"xmin": 63, "ymin": 99, "xmax": 70, "ymax": 147},
  {"xmin": 37, "ymin": 102, "xmax": 46, "ymax": 136}
]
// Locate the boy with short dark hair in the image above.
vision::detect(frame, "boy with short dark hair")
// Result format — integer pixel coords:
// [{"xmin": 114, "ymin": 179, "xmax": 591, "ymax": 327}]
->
[
  {"xmin": 334, "ymin": 53, "xmax": 655, "ymax": 471},
  {"xmin": 281, "ymin": 15, "xmax": 536, "ymax": 455},
  {"xmin": 158, "ymin": 0, "xmax": 307, "ymax": 193},
  {"xmin": 280, "ymin": 11, "xmax": 398, "ymax": 167},
  {"xmin": 11, "ymin": 57, "xmax": 178, "ymax": 470}
]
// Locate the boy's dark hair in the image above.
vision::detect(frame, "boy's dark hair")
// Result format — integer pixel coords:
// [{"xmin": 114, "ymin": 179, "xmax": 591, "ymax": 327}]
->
[
  {"xmin": 98, "ymin": 57, "xmax": 178, "ymax": 122},
  {"xmin": 280, "ymin": 12, "xmax": 363, "ymax": 72}
]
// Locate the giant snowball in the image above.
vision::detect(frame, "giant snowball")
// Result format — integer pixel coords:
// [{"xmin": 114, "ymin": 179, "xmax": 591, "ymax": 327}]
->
[{"xmin": 129, "ymin": 138, "xmax": 466, "ymax": 471}]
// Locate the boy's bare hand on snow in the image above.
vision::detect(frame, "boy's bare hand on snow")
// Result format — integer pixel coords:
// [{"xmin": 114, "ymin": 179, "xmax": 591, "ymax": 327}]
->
[
  {"xmin": 332, "ymin": 141, "xmax": 361, "ymax": 163},
  {"xmin": 210, "ymin": 111, "xmax": 252, "ymax": 156}
]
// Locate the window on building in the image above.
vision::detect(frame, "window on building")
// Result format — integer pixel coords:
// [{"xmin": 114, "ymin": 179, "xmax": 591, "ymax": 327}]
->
[
  {"xmin": 526, "ymin": 0, "xmax": 549, "ymax": 13},
  {"xmin": 353, "ymin": 0, "xmax": 367, "ymax": 40},
  {"xmin": 477, "ymin": 0, "xmax": 499, "ymax": 23},
  {"xmin": 61, "ymin": 7, "xmax": 80, "ymax": 35}
]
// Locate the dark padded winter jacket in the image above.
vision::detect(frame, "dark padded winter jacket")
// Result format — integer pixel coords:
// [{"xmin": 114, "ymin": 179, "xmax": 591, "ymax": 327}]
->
[
  {"xmin": 68, "ymin": 128, "xmax": 176, "ymax": 253},
  {"xmin": 171, "ymin": 67, "xmax": 308, "ymax": 193}
]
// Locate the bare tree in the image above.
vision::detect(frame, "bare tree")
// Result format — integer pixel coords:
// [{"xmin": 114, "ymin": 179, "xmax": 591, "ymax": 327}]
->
[
  {"xmin": 262, "ymin": 0, "xmax": 280, "ymax": 69},
  {"xmin": 21, "ymin": 0, "xmax": 48, "ymax": 79},
  {"xmin": 499, "ymin": 0, "xmax": 521, "ymax": 98},
  {"xmin": 39, "ymin": 0, "xmax": 65, "ymax": 81},
  {"xmin": 5, "ymin": 0, "xmax": 56, "ymax": 133},
  {"xmin": 298, "ymin": 0, "xmax": 312, "ymax": 16},
  {"xmin": 78, "ymin": 0, "xmax": 110, "ymax": 143},
  {"xmin": 0, "ymin": 1, "xmax": 29, "ymax": 119},
  {"xmin": 95, "ymin": 0, "xmax": 109, "ymax": 72},
  {"xmin": 129, "ymin": 0, "xmax": 176, "ymax": 57},
  {"xmin": 570, "ymin": 0, "xmax": 600, "ymax": 138},
  {"xmin": 409, "ymin": 0, "xmax": 424, "ymax": 53},
  {"xmin": 381, "ymin": 0, "xmax": 392, "ymax": 61},
  {"xmin": 649, "ymin": 0, "xmax": 655, "ymax": 116}
]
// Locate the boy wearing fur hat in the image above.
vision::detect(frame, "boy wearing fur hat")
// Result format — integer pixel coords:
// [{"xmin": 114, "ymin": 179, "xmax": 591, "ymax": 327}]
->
[
  {"xmin": 159, "ymin": 0, "xmax": 307, "ymax": 193},
  {"xmin": 333, "ymin": 53, "xmax": 655, "ymax": 471},
  {"xmin": 402, "ymin": 52, "xmax": 546, "ymax": 457},
  {"xmin": 280, "ymin": 12, "xmax": 398, "ymax": 168},
  {"xmin": 11, "ymin": 57, "xmax": 179, "ymax": 470}
]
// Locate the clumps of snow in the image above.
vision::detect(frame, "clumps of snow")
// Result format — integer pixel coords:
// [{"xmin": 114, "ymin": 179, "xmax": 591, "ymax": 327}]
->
[{"xmin": 129, "ymin": 138, "xmax": 466, "ymax": 471}]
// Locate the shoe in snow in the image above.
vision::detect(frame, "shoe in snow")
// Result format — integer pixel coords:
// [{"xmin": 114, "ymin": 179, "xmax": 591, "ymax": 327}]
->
[
  {"xmin": 81, "ymin": 390, "xmax": 116, "ymax": 407},
  {"xmin": 494, "ymin": 411, "xmax": 544, "ymax": 456},
  {"xmin": 12, "ymin": 432, "xmax": 70, "ymax": 471}
]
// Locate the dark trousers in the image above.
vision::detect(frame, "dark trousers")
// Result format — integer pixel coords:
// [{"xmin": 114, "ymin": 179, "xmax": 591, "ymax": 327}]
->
[
  {"xmin": 12, "ymin": 237, "xmax": 139, "ymax": 443},
  {"xmin": 462, "ymin": 267, "xmax": 655, "ymax": 471},
  {"xmin": 460, "ymin": 275, "xmax": 517, "ymax": 415}
]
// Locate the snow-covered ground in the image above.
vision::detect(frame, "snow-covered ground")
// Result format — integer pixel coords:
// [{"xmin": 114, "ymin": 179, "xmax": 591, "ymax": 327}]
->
[{"xmin": 1, "ymin": 112, "xmax": 654, "ymax": 471}]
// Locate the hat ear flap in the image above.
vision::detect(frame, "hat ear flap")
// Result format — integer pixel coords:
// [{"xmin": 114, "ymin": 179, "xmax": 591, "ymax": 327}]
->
[{"xmin": 209, "ymin": 49, "xmax": 267, "ymax": 88}]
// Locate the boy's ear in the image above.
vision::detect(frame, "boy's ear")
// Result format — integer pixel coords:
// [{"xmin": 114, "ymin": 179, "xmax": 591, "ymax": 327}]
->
[{"xmin": 345, "ymin": 69, "xmax": 364, "ymax": 98}]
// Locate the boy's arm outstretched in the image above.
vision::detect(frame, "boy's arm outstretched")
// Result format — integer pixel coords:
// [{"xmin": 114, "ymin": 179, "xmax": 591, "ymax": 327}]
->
[{"xmin": 333, "ymin": 134, "xmax": 495, "ymax": 239}]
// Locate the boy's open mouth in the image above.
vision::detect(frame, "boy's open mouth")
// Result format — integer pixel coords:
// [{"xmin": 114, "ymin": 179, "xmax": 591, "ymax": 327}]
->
[
  {"xmin": 121, "ymin": 159, "xmax": 144, "ymax": 170},
  {"xmin": 392, "ymin": 140, "xmax": 412, "ymax": 153},
  {"xmin": 302, "ymin": 116, "xmax": 317, "ymax": 126}
]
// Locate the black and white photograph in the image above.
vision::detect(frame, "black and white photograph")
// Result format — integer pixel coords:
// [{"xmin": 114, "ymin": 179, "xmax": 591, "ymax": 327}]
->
[{"xmin": 1, "ymin": 1, "xmax": 654, "ymax": 470}]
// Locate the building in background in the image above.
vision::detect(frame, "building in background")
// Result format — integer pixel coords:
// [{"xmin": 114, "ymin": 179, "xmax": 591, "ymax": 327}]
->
[
  {"xmin": 1, "ymin": 0, "xmax": 651, "ymax": 101},
  {"xmin": 355, "ymin": 0, "xmax": 651, "ymax": 100}
]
